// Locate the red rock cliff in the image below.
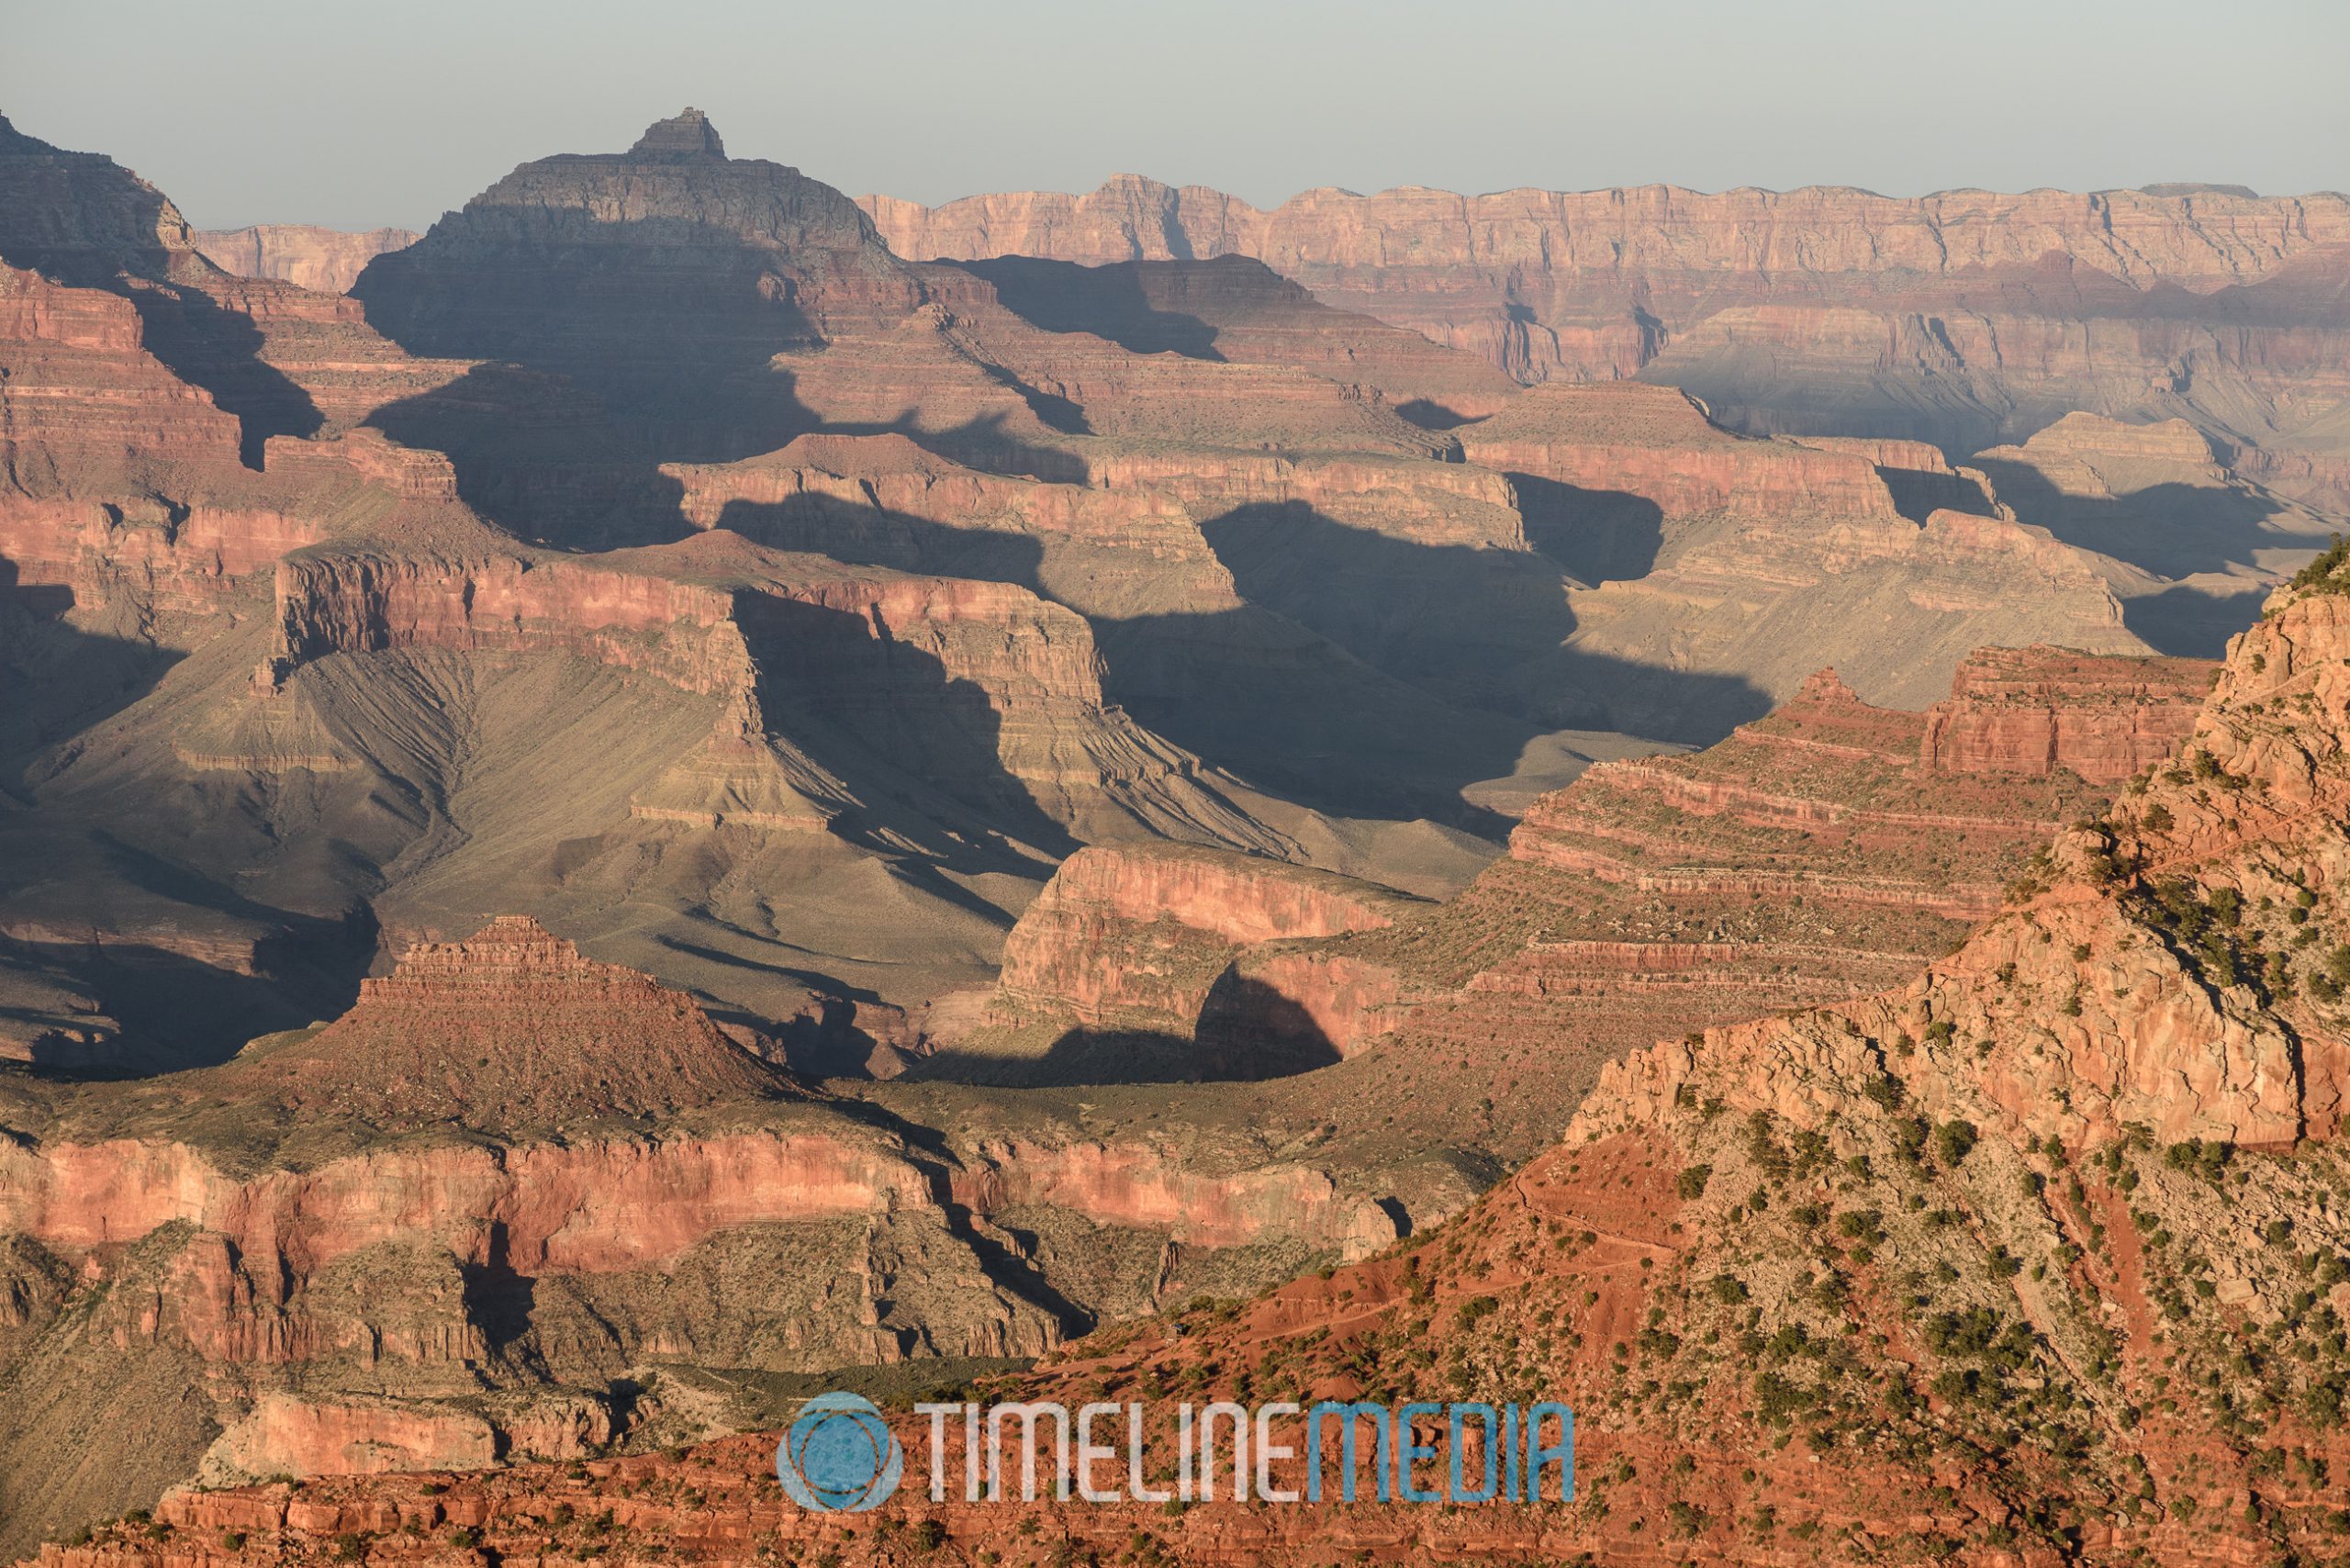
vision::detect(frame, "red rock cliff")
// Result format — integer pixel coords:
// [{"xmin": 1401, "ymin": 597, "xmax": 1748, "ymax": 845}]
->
[{"xmin": 1919, "ymin": 644, "xmax": 2216, "ymax": 784}]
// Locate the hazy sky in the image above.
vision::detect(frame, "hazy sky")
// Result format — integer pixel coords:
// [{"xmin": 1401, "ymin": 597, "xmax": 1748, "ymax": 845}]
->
[{"xmin": 6, "ymin": 0, "xmax": 2344, "ymax": 231}]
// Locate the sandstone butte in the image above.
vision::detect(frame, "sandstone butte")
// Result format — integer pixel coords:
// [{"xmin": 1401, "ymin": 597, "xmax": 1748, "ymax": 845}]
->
[{"xmin": 77, "ymin": 542, "xmax": 2350, "ymax": 1566}]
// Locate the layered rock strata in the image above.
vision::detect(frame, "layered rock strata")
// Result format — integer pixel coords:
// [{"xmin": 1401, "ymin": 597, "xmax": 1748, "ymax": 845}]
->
[
  {"xmin": 131, "ymin": 545, "xmax": 2350, "ymax": 1566},
  {"xmin": 193, "ymin": 227, "xmax": 419, "ymax": 295}
]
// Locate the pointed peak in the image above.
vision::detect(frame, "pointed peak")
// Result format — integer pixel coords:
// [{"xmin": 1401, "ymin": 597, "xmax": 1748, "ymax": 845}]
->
[
  {"xmin": 631, "ymin": 107, "xmax": 726, "ymax": 161},
  {"xmin": 1794, "ymin": 666, "xmax": 1862, "ymax": 706}
]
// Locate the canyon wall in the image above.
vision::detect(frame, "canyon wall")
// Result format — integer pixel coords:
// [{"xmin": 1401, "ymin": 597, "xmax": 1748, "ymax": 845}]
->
[
  {"xmin": 864, "ymin": 176, "xmax": 2350, "ymax": 506},
  {"xmin": 194, "ymin": 226, "xmax": 418, "ymax": 294},
  {"xmin": 1918, "ymin": 644, "xmax": 2214, "ymax": 782},
  {"xmin": 866, "ymin": 179, "xmax": 2350, "ymax": 294}
]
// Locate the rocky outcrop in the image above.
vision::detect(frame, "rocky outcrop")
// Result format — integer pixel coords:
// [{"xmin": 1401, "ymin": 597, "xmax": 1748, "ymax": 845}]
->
[
  {"xmin": 0, "ymin": 262, "xmax": 247, "ymax": 487},
  {"xmin": 1980, "ymin": 411, "xmax": 2232, "ymax": 493},
  {"xmin": 977, "ymin": 843, "xmax": 1419, "ymax": 1051},
  {"xmin": 358, "ymin": 110, "xmax": 917, "ymax": 338},
  {"xmin": 1510, "ymin": 647, "xmax": 2209, "ymax": 902},
  {"xmin": 1552, "ymin": 574, "xmax": 2350, "ymax": 1156},
  {"xmin": 269, "ymin": 545, "xmax": 755, "ymax": 693},
  {"xmin": 1919, "ymin": 644, "xmax": 2214, "ymax": 783},
  {"xmin": 1438, "ymin": 382, "xmax": 2159, "ymax": 728},
  {"xmin": 348, "ymin": 109, "xmax": 927, "ymax": 448},
  {"xmin": 193, "ymin": 913, "xmax": 793, "ymax": 1130},
  {"xmin": 953, "ymin": 1137, "xmax": 1395, "ymax": 1258},
  {"xmin": 661, "ymin": 431, "xmax": 1237, "ymax": 621},
  {"xmin": 203, "ymin": 1395, "xmax": 503, "ymax": 1480},
  {"xmin": 1968, "ymin": 412, "xmax": 2342, "ymax": 593},
  {"xmin": 194, "ymin": 227, "xmax": 419, "ymax": 294},
  {"xmin": 0, "ymin": 112, "xmax": 200, "ymax": 279},
  {"xmin": 1019, "ymin": 843, "xmax": 1416, "ymax": 954},
  {"xmin": 1460, "ymin": 382, "xmax": 1909, "ymax": 521}
]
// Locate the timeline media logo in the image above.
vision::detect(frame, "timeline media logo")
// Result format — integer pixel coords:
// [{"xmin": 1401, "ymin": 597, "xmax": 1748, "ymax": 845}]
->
[
  {"xmin": 775, "ymin": 1392, "xmax": 904, "ymax": 1513},
  {"xmin": 775, "ymin": 1392, "xmax": 1572, "ymax": 1509}
]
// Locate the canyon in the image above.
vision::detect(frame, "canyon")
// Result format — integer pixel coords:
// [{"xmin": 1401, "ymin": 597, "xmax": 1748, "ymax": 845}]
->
[
  {"xmin": 111, "ymin": 492, "xmax": 2350, "ymax": 1568},
  {"xmin": 2, "ymin": 97, "xmax": 2346, "ymax": 1562}
]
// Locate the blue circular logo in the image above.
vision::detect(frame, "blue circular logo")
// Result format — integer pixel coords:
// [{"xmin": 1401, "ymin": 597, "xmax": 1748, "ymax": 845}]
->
[{"xmin": 776, "ymin": 1392, "xmax": 902, "ymax": 1513}]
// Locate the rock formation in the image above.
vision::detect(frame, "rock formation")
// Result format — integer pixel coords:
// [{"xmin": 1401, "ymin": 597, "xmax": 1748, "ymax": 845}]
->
[
  {"xmin": 1918, "ymin": 644, "xmax": 2213, "ymax": 783},
  {"xmin": 947, "ymin": 252, "xmax": 1518, "ymax": 422},
  {"xmin": 867, "ymin": 176, "xmax": 2350, "ymax": 513},
  {"xmin": 1968, "ymin": 413, "xmax": 2341, "ymax": 651},
  {"xmin": 948, "ymin": 844, "xmax": 1420, "ymax": 1080},
  {"xmin": 193, "ymin": 227, "xmax": 418, "ymax": 294},
  {"xmin": 0, "ymin": 112, "xmax": 199, "ymax": 279},
  {"xmin": 932, "ymin": 649, "xmax": 2214, "ymax": 1183},
  {"xmin": 195, "ymin": 913, "xmax": 795, "ymax": 1129},
  {"xmin": 1457, "ymin": 384, "xmax": 2162, "ymax": 726}
]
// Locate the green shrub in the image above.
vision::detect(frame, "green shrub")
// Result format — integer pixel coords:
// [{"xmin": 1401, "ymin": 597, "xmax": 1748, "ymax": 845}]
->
[
  {"xmin": 1752, "ymin": 1371, "xmax": 1811, "ymax": 1426},
  {"xmin": 2291, "ymin": 534, "xmax": 2349, "ymax": 590}
]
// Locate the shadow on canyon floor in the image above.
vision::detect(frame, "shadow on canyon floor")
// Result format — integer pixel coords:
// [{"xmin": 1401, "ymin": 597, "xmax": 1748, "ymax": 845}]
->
[
  {"xmin": 1508, "ymin": 473, "xmax": 1667, "ymax": 584},
  {"xmin": 0, "ymin": 574, "xmax": 379, "ymax": 1070},
  {"xmin": 2121, "ymin": 582, "xmax": 2274, "ymax": 658},
  {"xmin": 739, "ymin": 593, "xmax": 1087, "ymax": 860},
  {"xmin": 0, "ymin": 933, "xmax": 364, "ymax": 1078},
  {"xmin": 0, "ymin": 568, "xmax": 187, "ymax": 767},
  {"xmin": 1972, "ymin": 463, "xmax": 2332, "ymax": 582},
  {"xmin": 1111, "ymin": 501, "xmax": 1768, "ymax": 817},
  {"xmin": 368, "ymin": 364, "xmax": 1087, "ymax": 551},
  {"xmin": 705, "ymin": 487, "xmax": 1049, "ymax": 587},
  {"xmin": 120, "ymin": 276, "xmax": 324, "ymax": 467},
  {"xmin": 0, "ymin": 155, "xmax": 325, "ymax": 469},
  {"xmin": 950, "ymin": 256, "xmax": 1226, "ymax": 360},
  {"xmin": 913, "ymin": 969, "xmax": 1346, "ymax": 1089},
  {"xmin": 1875, "ymin": 462, "xmax": 2002, "ymax": 525}
]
